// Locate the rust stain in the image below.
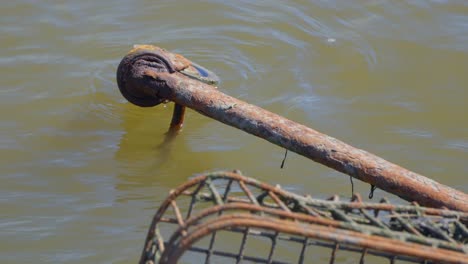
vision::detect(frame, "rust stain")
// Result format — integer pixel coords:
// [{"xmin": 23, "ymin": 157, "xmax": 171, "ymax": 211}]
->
[
  {"xmin": 141, "ymin": 171, "xmax": 468, "ymax": 264},
  {"xmin": 117, "ymin": 45, "xmax": 468, "ymax": 212}
]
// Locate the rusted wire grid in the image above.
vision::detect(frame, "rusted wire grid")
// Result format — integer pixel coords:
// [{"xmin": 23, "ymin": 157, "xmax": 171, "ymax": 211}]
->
[
  {"xmin": 140, "ymin": 171, "xmax": 468, "ymax": 264},
  {"xmin": 117, "ymin": 45, "xmax": 468, "ymax": 211},
  {"xmin": 160, "ymin": 211, "xmax": 468, "ymax": 264}
]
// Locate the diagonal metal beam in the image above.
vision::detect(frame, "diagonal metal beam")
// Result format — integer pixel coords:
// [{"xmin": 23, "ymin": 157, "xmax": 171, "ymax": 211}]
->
[{"xmin": 116, "ymin": 45, "xmax": 468, "ymax": 212}]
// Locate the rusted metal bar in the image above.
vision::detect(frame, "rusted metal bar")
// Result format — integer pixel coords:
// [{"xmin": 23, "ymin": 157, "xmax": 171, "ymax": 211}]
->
[
  {"xmin": 169, "ymin": 104, "xmax": 185, "ymax": 132},
  {"xmin": 116, "ymin": 45, "xmax": 468, "ymax": 212},
  {"xmin": 163, "ymin": 214, "xmax": 468, "ymax": 264}
]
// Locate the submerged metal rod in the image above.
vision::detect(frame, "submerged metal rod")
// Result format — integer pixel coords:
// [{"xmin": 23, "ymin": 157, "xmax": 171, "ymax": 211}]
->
[{"xmin": 117, "ymin": 46, "xmax": 468, "ymax": 212}]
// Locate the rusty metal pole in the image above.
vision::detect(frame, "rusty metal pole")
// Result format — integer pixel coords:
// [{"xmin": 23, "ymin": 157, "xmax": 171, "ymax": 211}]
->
[{"xmin": 116, "ymin": 46, "xmax": 468, "ymax": 212}]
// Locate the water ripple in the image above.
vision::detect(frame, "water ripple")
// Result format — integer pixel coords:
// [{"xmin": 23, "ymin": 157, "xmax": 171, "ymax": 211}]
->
[{"xmin": 2, "ymin": 1, "xmax": 468, "ymax": 263}]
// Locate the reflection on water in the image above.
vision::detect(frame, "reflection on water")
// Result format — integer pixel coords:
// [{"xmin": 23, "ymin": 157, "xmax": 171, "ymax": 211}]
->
[{"xmin": 1, "ymin": 0, "xmax": 467, "ymax": 263}]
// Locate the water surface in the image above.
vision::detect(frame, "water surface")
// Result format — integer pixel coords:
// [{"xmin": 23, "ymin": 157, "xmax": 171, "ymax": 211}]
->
[{"xmin": 1, "ymin": 0, "xmax": 467, "ymax": 263}]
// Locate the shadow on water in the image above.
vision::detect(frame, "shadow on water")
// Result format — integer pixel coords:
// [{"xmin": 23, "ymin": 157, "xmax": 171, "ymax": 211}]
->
[{"xmin": 113, "ymin": 103, "xmax": 219, "ymax": 196}]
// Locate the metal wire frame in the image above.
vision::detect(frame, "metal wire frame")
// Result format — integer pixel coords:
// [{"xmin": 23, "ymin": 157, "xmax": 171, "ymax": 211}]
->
[{"xmin": 140, "ymin": 171, "xmax": 468, "ymax": 264}]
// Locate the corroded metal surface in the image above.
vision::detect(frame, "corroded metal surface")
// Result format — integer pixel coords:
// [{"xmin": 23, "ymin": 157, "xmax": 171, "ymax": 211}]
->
[
  {"xmin": 140, "ymin": 171, "xmax": 468, "ymax": 264},
  {"xmin": 117, "ymin": 45, "xmax": 219, "ymax": 131},
  {"xmin": 116, "ymin": 45, "xmax": 468, "ymax": 211},
  {"xmin": 116, "ymin": 45, "xmax": 178, "ymax": 107}
]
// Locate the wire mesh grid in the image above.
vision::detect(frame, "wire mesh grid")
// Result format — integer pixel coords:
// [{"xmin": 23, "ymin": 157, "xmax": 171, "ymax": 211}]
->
[{"xmin": 140, "ymin": 170, "xmax": 468, "ymax": 264}]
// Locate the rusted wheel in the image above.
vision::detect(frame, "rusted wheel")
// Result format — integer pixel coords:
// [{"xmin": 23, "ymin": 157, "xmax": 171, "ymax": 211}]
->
[{"xmin": 116, "ymin": 50, "xmax": 175, "ymax": 107}]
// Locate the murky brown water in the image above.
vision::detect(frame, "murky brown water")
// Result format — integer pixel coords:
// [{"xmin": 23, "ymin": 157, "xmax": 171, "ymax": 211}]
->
[{"xmin": 1, "ymin": 1, "xmax": 467, "ymax": 263}]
